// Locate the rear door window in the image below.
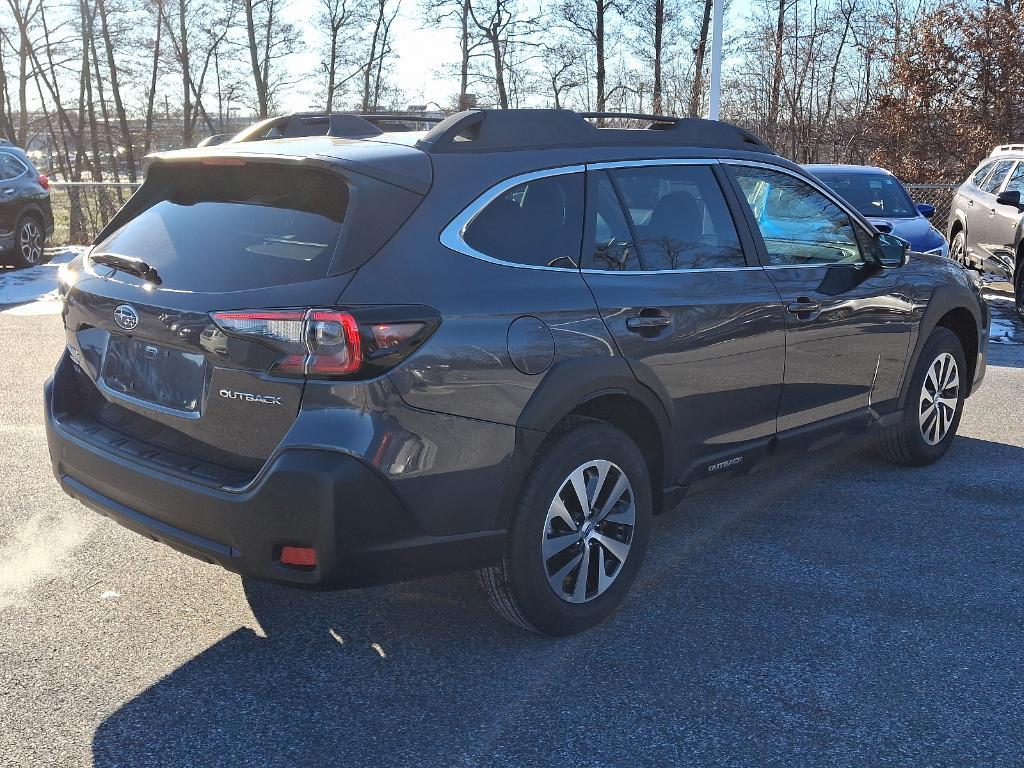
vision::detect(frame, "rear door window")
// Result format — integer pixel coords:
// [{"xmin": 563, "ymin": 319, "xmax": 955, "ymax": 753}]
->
[
  {"xmin": 582, "ymin": 172, "xmax": 641, "ymax": 271},
  {"xmin": 1004, "ymin": 162, "xmax": 1024, "ymax": 194},
  {"xmin": 462, "ymin": 173, "xmax": 584, "ymax": 268},
  {"xmin": 93, "ymin": 163, "xmax": 349, "ymax": 291},
  {"xmin": 608, "ymin": 165, "xmax": 745, "ymax": 270},
  {"xmin": 0, "ymin": 153, "xmax": 27, "ymax": 180}
]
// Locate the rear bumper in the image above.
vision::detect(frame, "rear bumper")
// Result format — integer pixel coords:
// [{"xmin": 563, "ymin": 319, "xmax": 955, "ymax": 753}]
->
[{"xmin": 45, "ymin": 377, "xmax": 505, "ymax": 589}]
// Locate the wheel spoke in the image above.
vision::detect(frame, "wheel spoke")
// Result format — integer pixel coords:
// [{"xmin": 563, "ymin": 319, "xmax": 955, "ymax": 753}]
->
[
  {"xmin": 925, "ymin": 364, "xmax": 939, "ymax": 394},
  {"xmin": 549, "ymin": 550, "xmax": 583, "ymax": 587},
  {"xmin": 572, "ymin": 544, "xmax": 591, "ymax": 601},
  {"xmin": 568, "ymin": 468, "xmax": 591, "ymax": 517},
  {"xmin": 592, "ymin": 532, "xmax": 630, "ymax": 563},
  {"xmin": 548, "ymin": 496, "xmax": 578, "ymax": 532},
  {"xmin": 543, "ymin": 530, "xmax": 579, "ymax": 560},
  {"xmin": 594, "ymin": 471, "xmax": 630, "ymax": 522},
  {"xmin": 603, "ymin": 499, "xmax": 636, "ymax": 526},
  {"xmin": 596, "ymin": 545, "xmax": 614, "ymax": 593}
]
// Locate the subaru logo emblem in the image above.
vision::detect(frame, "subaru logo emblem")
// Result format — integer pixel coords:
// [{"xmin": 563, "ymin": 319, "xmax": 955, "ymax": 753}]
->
[{"xmin": 113, "ymin": 304, "xmax": 139, "ymax": 331}]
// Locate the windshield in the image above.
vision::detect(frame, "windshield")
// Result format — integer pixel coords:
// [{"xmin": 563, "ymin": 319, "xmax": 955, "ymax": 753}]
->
[
  {"xmin": 813, "ymin": 171, "xmax": 917, "ymax": 219},
  {"xmin": 93, "ymin": 163, "xmax": 349, "ymax": 292}
]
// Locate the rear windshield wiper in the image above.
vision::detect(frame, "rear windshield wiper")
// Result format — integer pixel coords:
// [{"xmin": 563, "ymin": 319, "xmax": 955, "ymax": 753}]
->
[{"xmin": 90, "ymin": 252, "xmax": 162, "ymax": 285}]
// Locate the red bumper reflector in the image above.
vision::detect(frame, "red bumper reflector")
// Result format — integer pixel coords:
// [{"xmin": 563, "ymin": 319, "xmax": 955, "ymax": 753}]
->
[{"xmin": 280, "ymin": 546, "xmax": 317, "ymax": 567}]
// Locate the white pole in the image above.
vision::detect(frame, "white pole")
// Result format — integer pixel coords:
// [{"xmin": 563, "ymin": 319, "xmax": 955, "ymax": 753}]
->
[{"xmin": 708, "ymin": 0, "xmax": 724, "ymax": 120}]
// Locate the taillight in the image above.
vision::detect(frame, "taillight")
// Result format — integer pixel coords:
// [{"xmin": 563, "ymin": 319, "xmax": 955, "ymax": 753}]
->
[
  {"xmin": 210, "ymin": 307, "xmax": 438, "ymax": 379},
  {"xmin": 37, "ymin": 174, "xmax": 49, "ymax": 190}
]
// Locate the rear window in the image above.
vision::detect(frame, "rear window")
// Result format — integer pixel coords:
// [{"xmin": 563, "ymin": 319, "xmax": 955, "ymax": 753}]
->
[
  {"xmin": 94, "ymin": 163, "xmax": 349, "ymax": 291},
  {"xmin": 462, "ymin": 173, "xmax": 584, "ymax": 268},
  {"xmin": 814, "ymin": 171, "xmax": 916, "ymax": 218}
]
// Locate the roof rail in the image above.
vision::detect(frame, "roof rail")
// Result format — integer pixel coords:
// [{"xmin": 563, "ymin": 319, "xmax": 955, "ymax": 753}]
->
[
  {"xmin": 993, "ymin": 143, "xmax": 1024, "ymax": 155},
  {"xmin": 230, "ymin": 111, "xmax": 446, "ymax": 143},
  {"xmin": 415, "ymin": 109, "xmax": 773, "ymax": 154}
]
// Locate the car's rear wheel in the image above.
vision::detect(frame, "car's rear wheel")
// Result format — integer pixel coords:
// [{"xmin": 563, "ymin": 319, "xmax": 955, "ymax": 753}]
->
[
  {"xmin": 949, "ymin": 230, "xmax": 968, "ymax": 268},
  {"xmin": 479, "ymin": 417, "xmax": 652, "ymax": 635},
  {"xmin": 876, "ymin": 326, "xmax": 967, "ymax": 466},
  {"xmin": 10, "ymin": 215, "xmax": 46, "ymax": 269}
]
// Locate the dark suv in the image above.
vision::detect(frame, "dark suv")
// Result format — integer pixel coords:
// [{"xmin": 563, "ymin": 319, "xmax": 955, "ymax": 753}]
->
[
  {"xmin": 0, "ymin": 140, "xmax": 54, "ymax": 268},
  {"xmin": 45, "ymin": 110, "xmax": 988, "ymax": 635},
  {"xmin": 947, "ymin": 144, "xmax": 1024, "ymax": 314}
]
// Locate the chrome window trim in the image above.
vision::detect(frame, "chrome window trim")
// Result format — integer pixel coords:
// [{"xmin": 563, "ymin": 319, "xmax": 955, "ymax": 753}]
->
[
  {"xmin": 581, "ymin": 266, "xmax": 763, "ymax": 275},
  {"xmin": 721, "ymin": 158, "xmax": 875, "ymax": 268},
  {"xmin": 438, "ymin": 164, "xmax": 586, "ymax": 272}
]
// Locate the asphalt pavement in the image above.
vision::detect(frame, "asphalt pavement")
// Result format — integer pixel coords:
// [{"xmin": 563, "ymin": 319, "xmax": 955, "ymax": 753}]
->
[{"xmin": 0, "ymin": 276, "xmax": 1022, "ymax": 767}]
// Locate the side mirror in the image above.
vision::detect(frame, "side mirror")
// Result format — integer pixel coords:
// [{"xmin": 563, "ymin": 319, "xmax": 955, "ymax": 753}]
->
[
  {"xmin": 996, "ymin": 189, "xmax": 1022, "ymax": 208},
  {"xmin": 916, "ymin": 203, "xmax": 936, "ymax": 219},
  {"xmin": 872, "ymin": 232, "xmax": 909, "ymax": 268}
]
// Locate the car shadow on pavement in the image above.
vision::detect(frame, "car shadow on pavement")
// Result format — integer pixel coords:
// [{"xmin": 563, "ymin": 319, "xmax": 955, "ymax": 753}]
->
[{"xmin": 92, "ymin": 435, "xmax": 1024, "ymax": 768}]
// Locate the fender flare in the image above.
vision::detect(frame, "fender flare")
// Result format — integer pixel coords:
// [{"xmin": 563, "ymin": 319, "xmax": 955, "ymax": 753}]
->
[
  {"xmin": 493, "ymin": 356, "xmax": 675, "ymax": 527},
  {"xmin": 947, "ymin": 208, "xmax": 968, "ymax": 241},
  {"xmin": 898, "ymin": 284, "xmax": 984, "ymax": 408}
]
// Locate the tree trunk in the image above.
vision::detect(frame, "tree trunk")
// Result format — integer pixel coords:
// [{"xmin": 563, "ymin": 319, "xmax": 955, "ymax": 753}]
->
[
  {"xmin": 489, "ymin": 27, "xmax": 508, "ymax": 108},
  {"xmin": 144, "ymin": 0, "xmax": 163, "ymax": 155},
  {"xmin": 652, "ymin": 0, "xmax": 664, "ymax": 114},
  {"xmin": 459, "ymin": 0, "xmax": 472, "ymax": 109},
  {"xmin": 767, "ymin": 0, "xmax": 785, "ymax": 144},
  {"xmin": 96, "ymin": 0, "xmax": 136, "ymax": 181},
  {"xmin": 244, "ymin": 0, "xmax": 269, "ymax": 117},
  {"xmin": 689, "ymin": 0, "xmax": 712, "ymax": 117},
  {"xmin": 594, "ymin": 0, "xmax": 605, "ymax": 111}
]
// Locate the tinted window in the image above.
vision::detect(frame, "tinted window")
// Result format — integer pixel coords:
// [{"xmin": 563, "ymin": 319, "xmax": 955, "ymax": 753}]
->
[
  {"xmin": 732, "ymin": 166, "xmax": 863, "ymax": 266},
  {"xmin": 463, "ymin": 173, "xmax": 584, "ymax": 268},
  {"xmin": 609, "ymin": 165, "xmax": 745, "ymax": 270},
  {"xmin": 93, "ymin": 163, "xmax": 349, "ymax": 292},
  {"xmin": 1004, "ymin": 162, "xmax": 1024, "ymax": 194},
  {"xmin": 583, "ymin": 172, "xmax": 641, "ymax": 271},
  {"xmin": 815, "ymin": 171, "xmax": 916, "ymax": 218},
  {"xmin": 0, "ymin": 153, "xmax": 27, "ymax": 180},
  {"xmin": 980, "ymin": 160, "xmax": 1014, "ymax": 193}
]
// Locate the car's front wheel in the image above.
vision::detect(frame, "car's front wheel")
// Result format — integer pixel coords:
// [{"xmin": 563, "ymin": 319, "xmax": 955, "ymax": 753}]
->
[
  {"xmin": 950, "ymin": 230, "xmax": 969, "ymax": 268},
  {"xmin": 479, "ymin": 418, "xmax": 652, "ymax": 635},
  {"xmin": 10, "ymin": 215, "xmax": 46, "ymax": 269},
  {"xmin": 876, "ymin": 326, "xmax": 967, "ymax": 466}
]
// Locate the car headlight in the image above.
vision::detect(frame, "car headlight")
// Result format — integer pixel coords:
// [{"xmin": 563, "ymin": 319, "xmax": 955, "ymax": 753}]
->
[{"xmin": 924, "ymin": 242, "xmax": 949, "ymax": 258}]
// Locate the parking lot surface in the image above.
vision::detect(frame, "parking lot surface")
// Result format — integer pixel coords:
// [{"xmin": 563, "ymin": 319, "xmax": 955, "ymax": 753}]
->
[{"xmin": 1, "ymin": 270, "xmax": 1022, "ymax": 767}]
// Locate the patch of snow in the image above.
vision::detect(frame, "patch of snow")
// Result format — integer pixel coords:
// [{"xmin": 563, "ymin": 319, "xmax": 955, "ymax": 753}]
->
[
  {"xmin": 0, "ymin": 248, "xmax": 83, "ymax": 316},
  {"xmin": 99, "ymin": 590, "xmax": 121, "ymax": 600},
  {"xmin": 990, "ymin": 318, "xmax": 1018, "ymax": 345}
]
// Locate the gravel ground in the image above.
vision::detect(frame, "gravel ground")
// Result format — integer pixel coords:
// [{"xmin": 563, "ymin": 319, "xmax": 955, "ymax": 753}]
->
[{"xmin": 0, "ymin": 280, "xmax": 1022, "ymax": 768}]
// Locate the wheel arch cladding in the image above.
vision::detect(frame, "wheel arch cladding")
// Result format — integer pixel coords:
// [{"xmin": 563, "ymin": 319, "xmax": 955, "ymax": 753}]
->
[
  {"xmin": 905, "ymin": 285, "xmax": 982, "ymax": 405},
  {"xmin": 505, "ymin": 357, "xmax": 673, "ymax": 518}
]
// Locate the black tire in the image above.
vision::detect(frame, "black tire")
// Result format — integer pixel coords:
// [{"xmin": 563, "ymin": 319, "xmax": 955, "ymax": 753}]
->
[
  {"xmin": 9, "ymin": 214, "xmax": 47, "ymax": 269},
  {"xmin": 949, "ymin": 230, "xmax": 968, "ymax": 268},
  {"xmin": 876, "ymin": 326, "xmax": 967, "ymax": 466},
  {"xmin": 479, "ymin": 417, "xmax": 652, "ymax": 636}
]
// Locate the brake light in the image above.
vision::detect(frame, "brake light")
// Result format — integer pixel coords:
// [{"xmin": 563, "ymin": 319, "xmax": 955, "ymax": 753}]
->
[
  {"xmin": 37, "ymin": 174, "xmax": 49, "ymax": 190},
  {"xmin": 210, "ymin": 307, "xmax": 438, "ymax": 379}
]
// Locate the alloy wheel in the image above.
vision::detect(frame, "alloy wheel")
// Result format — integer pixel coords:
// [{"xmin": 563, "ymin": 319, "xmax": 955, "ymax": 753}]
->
[
  {"xmin": 19, "ymin": 220, "xmax": 43, "ymax": 265},
  {"xmin": 919, "ymin": 352, "xmax": 960, "ymax": 446},
  {"xmin": 950, "ymin": 234, "xmax": 967, "ymax": 267},
  {"xmin": 541, "ymin": 459, "xmax": 635, "ymax": 604}
]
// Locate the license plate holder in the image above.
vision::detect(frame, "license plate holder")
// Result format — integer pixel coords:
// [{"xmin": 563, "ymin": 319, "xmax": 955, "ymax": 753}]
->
[{"xmin": 101, "ymin": 335, "xmax": 206, "ymax": 415}]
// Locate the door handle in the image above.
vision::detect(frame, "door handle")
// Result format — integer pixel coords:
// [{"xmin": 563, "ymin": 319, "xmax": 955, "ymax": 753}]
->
[
  {"xmin": 1, "ymin": 188, "xmax": 14, "ymax": 194},
  {"xmin": 786, "ymin": 298, "xmax": 821, "ymax": 320},
  {"xmin": 626, "ymin": 309, "xmax": 672, "ymax": 333}
]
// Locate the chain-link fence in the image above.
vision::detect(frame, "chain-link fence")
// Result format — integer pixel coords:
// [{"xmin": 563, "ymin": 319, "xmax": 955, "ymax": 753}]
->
[
  {"xmin": 48, "ymin": 181, "xmax": 141, "ymax": 245},
  {"xmin": 904, "ymin": 184, "xmax": 958, "ymax": 229}
]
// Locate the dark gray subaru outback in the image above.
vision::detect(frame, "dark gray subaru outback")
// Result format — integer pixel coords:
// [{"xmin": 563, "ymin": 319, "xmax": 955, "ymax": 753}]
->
[{"xmin": 45, "ymin": 110, "xmax": 988, "ymax": 635}]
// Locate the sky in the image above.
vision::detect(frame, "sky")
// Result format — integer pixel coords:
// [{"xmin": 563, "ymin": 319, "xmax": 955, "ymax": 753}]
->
[{"xmin": 276, "ymin": 0, "xmax": 752, "ymax": 114}]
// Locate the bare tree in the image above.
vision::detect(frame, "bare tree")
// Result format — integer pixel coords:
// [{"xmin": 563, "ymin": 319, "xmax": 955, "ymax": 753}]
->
[
  {"xmin": 559, "ymin": 0, "xmax": 617, "ymax": 113},
  {"xmin": 242, "ymin": 0, "xmax": 296, "ymax": 118},
  {"xmin": 320, "ymin": 0, "xmax": 364, "ymax": 110}
]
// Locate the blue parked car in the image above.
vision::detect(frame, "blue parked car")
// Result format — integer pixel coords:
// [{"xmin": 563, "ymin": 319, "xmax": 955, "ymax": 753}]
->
[{"xmin": 804, "ymin": 164, "xmax": 948, "ymax": 256}]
